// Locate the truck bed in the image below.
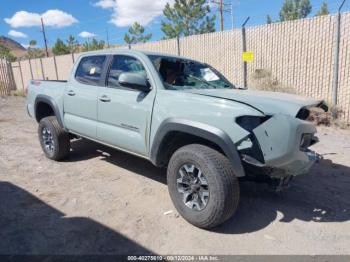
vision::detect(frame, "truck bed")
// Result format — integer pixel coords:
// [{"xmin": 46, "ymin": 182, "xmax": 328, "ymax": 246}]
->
[{"xmin": 26, "ymin": 79, "xmax": 68, "ymax": 119}]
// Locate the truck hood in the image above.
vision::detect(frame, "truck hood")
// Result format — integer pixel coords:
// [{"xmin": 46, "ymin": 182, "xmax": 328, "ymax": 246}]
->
[{"xmin": 186, "ymin": 89, "xmax": 328, "ymax": 117}]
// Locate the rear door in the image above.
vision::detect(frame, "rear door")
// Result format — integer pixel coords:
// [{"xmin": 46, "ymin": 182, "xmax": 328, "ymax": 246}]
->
[
  {"xmin": 63, "ymin": 55, "xmax": 107, "ymax": 138},
  {"xmin": 96, "ymin": 55, "xmax": 156, "ymax": 156}
]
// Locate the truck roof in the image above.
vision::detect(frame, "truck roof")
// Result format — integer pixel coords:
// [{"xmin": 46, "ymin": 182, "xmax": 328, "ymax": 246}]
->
[{"xmin": 78, "ymin": 48, "xmax": 190, "ymax": 60}]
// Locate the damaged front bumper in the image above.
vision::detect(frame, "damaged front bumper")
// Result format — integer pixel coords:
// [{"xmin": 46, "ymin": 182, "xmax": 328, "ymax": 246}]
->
[{"xmin": 237, "ymin": 114, "xmax": 320, "ymax": 178}]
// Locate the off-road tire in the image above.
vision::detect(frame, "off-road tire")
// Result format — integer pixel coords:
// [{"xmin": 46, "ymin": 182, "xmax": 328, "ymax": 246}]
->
[
  {"xmin": 38, "ymin": 116, "xmax": 70, "ymax": 161},
  {"xmin": 167, "ymin": 144, "xmax": 240, "ymax": 229}
]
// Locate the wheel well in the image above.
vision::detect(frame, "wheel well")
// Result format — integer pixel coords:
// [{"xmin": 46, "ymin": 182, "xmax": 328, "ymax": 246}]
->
[
  {"xmin": 155, "ymin": 131, "xmax": 226, "ymax": 167},
  {"xmin": 35, "ymin": 102, "xmax": 55, "ymax": 122}
]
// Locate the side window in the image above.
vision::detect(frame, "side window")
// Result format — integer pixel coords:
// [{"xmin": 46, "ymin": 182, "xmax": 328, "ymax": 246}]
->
[
  {"xmin": 107, "ymin": 55, "xmax": 146, "ymax": 88},
  {"xmin": 75, "ymin": 55, "xmax": 106, "ymax": 85}
]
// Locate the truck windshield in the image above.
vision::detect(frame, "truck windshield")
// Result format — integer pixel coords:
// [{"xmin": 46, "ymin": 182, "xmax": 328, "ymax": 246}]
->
[{"xmin": 148, "ymin": 55, "xmax": 235, "ymax": 90}]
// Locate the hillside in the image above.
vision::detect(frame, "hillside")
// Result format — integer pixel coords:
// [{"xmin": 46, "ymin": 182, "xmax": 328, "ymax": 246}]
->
[
  {"xmin": 0, "ymin": 36, "xmax": 27, "ymax": 59},
  {"xmin": 0, "ymin": 36, "xmax": 25, "ymax": 51}
]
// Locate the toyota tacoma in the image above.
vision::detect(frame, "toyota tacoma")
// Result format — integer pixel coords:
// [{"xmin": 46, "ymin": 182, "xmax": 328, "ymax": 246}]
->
[{"xmin": 26, "ymin": 49, "xmax": 327, "ymax": 228}]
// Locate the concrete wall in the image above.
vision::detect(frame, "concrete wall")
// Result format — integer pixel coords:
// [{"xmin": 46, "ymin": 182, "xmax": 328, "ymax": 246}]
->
[{"xmin": 11, "ymin": 12, "xmax": 350, "ymax": 123}]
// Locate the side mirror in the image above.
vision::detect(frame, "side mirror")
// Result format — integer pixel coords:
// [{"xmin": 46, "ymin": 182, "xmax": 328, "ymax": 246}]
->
[{"xmin": 118, "ymin": 72, "xmax": 151, "ymax": 92}]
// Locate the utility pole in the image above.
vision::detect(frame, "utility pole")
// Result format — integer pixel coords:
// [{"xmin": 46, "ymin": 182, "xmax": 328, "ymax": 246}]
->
[
  {"xmin": 219, "ymin": 0, "xmax": 224, "ymax": 31},
  {"xmin": 211, "ymin": 0, "xmax": 236, "ymax": 31},
  {"xmin": 230, "ymin": 1, "xmax": 234, "ymax": 30},
  {"xmin": 106, "ymin": 26, "xmax": 110, "ymax": 48},
  {"xmin": 41, "ymin": 17, "xmax": 49, "ymax": 57}
]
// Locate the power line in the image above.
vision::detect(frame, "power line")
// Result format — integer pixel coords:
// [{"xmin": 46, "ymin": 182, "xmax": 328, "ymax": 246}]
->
[{"xmin": 210, "ymin": 0, "xmax": 238, "ymax": 30}]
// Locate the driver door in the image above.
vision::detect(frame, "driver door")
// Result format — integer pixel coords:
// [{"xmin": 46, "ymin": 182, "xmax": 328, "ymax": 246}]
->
[{"xmin": 96, "ymin": 55, "xmax": 155, "ymax": 156}]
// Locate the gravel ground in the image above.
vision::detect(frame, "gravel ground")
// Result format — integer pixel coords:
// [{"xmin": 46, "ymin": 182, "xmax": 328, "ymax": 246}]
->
[{"xmin": 0, "ymin": 96, "xmax": 350, "ymax": 255}]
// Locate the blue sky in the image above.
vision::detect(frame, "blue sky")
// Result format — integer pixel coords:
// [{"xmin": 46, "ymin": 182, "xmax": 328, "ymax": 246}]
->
[{"xmin": 0, "ymin": 0, "xmax": 349, "ymax": 48}]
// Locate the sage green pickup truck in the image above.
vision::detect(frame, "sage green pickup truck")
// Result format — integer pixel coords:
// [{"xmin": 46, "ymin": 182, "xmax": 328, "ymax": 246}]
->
[{"xmin": 26, "ymin": 49, "xmax": 327, "ymax": 228}]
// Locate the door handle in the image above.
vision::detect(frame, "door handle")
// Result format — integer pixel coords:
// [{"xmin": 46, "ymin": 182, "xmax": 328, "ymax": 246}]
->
[
  {"xmin": 99, "ymin": 95, "xmax": 111, "ymax": 102},
  {"xmin": 67, "ymin": 90, "xmax": 75, "ymax": 96}
]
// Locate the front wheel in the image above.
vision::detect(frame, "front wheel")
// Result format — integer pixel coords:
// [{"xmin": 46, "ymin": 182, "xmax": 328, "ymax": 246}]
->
[
  {"xmin": 38, "ymin": 116, "xmax": 70, "ymax": 161},
  {"xmin": 167, "ymin": 144, "xmax": 240, "ymax": 229}
]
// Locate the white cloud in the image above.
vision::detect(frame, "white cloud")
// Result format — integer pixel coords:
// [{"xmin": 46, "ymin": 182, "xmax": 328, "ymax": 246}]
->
[
  {"xmin": 78, "ymin": 31, "xmax": 97, "ymax": 38},
  {"xmin": 42, "ymin": 10, "xmax": 78, "ymax": 28},
  {"xmin": 4, "ymin": 10, "xmax": 78, "ymax": 28},
  {"xmin": 5, "ymin": 11, "xmax": 40, "ymax": 28},
  {"xmin": 21, "ymin": 44, "xmax": 30, "ymax": 49},
  {"xmin": 94, "ymin": 0, "xmax": 115, "ymax": 9},
  {"xmin": 93, "ymin": 0, "xmax": 174, "ymax": 27},
  {"xmin": 8, "ymin": 30, "xmax": 27, "ymax": 38}
]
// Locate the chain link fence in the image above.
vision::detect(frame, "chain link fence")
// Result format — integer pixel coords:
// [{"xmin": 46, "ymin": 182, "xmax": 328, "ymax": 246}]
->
[
  {"xmin": 0, "ymin": 58, "xmax": 16, "ymax": 96},
  {"xmin": 9, "ymin": 12, "xmax": 350, "ymax": 123}
]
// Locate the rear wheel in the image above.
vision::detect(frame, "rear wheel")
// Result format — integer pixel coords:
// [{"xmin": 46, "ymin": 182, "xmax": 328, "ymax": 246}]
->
[
  {"xmin": 38, "ymin": 116, "xmax": 70, "ymax": 161},
  {"xmin": 167, "ymin": 144, "xmax": 240, "ymax": 229}
]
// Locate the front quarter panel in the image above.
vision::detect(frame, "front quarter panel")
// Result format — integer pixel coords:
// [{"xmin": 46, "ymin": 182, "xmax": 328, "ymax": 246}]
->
[
  {"xmin": 150, "ymin": 90, "xmax": 264, "ymax": 176},
  {"xmin": 151, "ymin": 90, "xmax": 263, "ymax": 147}
]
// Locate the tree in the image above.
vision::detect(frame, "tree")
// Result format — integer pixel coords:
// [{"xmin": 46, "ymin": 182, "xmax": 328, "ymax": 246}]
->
[
  {"xmin": 298, "ymin": 0, "xmax": 312, "ymax": 18},
  {"xmin": 124, "ymin": 22, "xmax": 152, "ymax": 45},
  {"xmin": 29, "ymin": 40, "xmax": 37, "ymax": 47},
  {"xmin": 82, "ymin": 38, "xmax": 105, "ymax": 52},
  {"xmin": 52, "ymin": 38, "xmax": 70, "ymax": 56},
  {"xmin": 66, "ymin": 35, "xmax": 79, "ymax": 54},
  {"xmin": 279, "ymin": 0, "xmax": 312, "ymax": 21},
  {"xmin": 26, "ymin": 40, "xmax": 44, "ymax": 59},
  {"xmin": 161, "ymin": 0, "xmax": 216, "ymax": 39},
  {"xmin": 316, "ymin": 2, "xmax": 329, "ymax": 16},
  {"xmin": 0, "ymin": 43, "xmax": 16, "ymax": 62},
  {"xmin": 266, "ymin": 15, "xmax": 273, "ymax": 24}
]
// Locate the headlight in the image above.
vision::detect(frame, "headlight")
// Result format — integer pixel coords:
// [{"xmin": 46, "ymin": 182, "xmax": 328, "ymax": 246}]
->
[
  {"xmin": 300, "ymin": 133, "xmax": 313, "ymax": 150},
  {"xmin": 236, "ymin": 115, "xmax": 271, "ymax": 132}
]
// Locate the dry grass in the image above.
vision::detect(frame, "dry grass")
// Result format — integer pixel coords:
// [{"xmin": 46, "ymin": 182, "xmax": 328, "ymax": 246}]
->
[
  {"xmin": 0, "ymin": 83, "xmax": 10, "ymax": 96},
  {"xmin": 308, "ymin": 107, "xmax": 332, "ymax": 126},
  {"xmin": 308, "ymin": 106, "xmax": 349, "ymax": 129},
  {"xmin": 249, "ymin": 69, "xmax": 296, "ymax": 94},
  {"xmin": 250, "ymin": 69, "xmax": 349, "ymax": 129},
  {"xmin": 11, "ymin": 89, "xmax": 26, "ymax": 97}
]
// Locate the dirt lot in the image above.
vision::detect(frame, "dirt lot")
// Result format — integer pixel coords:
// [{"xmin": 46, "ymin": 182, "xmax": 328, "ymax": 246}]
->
[{"xmin": 1, "ymin": 96, "xmax": 350, "ymax": 255}]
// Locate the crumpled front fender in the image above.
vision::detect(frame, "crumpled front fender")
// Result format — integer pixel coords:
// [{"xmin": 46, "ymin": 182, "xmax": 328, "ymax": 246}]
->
[{"xmin": 252, "ymin": 114, "xmax": 317, "ymax": 177}]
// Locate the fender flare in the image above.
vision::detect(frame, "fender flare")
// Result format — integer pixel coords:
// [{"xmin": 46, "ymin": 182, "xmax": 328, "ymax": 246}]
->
[
  {"xmin": 150, "ymin": 118, "xmax": 245, "ymax": 177},
  {"xmin": 34, "ymin": 95, "xmax": 65, "ymax": 128}
]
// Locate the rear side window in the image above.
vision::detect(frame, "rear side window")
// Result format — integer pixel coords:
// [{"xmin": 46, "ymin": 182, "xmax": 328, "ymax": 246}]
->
[
  {"xmin": 107, "ymin": 55, "xmax": 146, "ymax": 88},
  {"xmin": 75, "ymin": 55, "xmax": 106, "ymax": 85}
]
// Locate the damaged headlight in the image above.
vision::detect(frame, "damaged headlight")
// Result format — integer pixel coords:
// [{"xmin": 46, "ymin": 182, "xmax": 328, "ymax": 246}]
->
[
  {"xmin": 300, "ymin": 133, "xmax": 319, "ymax": 151},
  {"xmin": 236, "ymin": 115, "xmax": 271, "ymax": 132},
  {"xmin": 300, "ymin": 133, "xmax": 312, "ymax": 150}
]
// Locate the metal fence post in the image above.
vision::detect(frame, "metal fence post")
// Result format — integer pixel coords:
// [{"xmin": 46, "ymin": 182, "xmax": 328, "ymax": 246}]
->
[
  {"xmin": 18, "ymin": 60, "xmax": 25, "ymax": 90},
  {"xmin": 29, "ymin": 58, "xmax": 34, "ymax": 79},
  {"xmin": 241, "ymin": 17, "xmax": 250, "ymax": 88},
  {"xmin": 40, "ymin": 58, "xmax": 45, "ymax": 80},
  {"xmin": 331, "ymin": 0, "xmax": 347, "ymax": 118},
  {"xmin": 6, "ymin": 60, "xmax": 17, "ymax": 91},
  {"xmin": 53, "ymin": 55, "xmax": 59, "ymax": 80},
  {"xmin": 176, "ymin": 36, "xmax": 181, "ymax": 56}
]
